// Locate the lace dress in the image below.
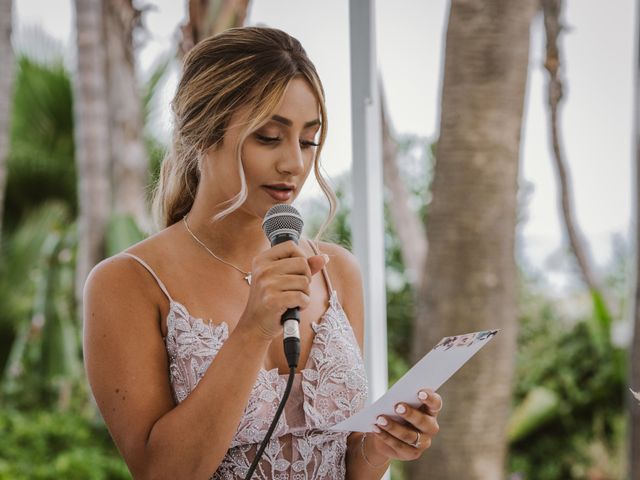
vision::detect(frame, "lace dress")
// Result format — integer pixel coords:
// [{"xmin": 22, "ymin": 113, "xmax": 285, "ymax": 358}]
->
[{"xmin": 123, "ymin": 248, "xmax": 368, "ymax": 480}]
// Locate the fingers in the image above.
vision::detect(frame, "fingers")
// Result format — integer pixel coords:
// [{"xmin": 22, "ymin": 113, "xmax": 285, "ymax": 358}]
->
[
  {"xmin": 262, "ymin": 240, "xmax": 306, "ymax": 261},
  {"xmin": 254, "ymin": 256, "xmax": 311, "ymax": 281},
  {"xmin": 375, "ymin": 410, "xmax": 437, "ymax": 444},
  {"xmin": 249, "ymin": 243, "xmax": 328, "ymax": 314},
  {"xmin": 367, "ymin": 389, "xmax": 443, "ymax": 463},
  {"xmin": 418, "ymin": 389, "xmax": 443, "ymax": 416},
  {"xmin": 255, "ymin": 242, "xmax": 328, "ymax": 278},
  {"xmin": 308, "ymin": 254, "xmax": 329, "ymax": 276},
  {"xmin": 371, "ymin": 423, "xmax": 426, "ymax": 461},
  {"xmin": 393, "ymin": 402, "xmax": 440, "ymax": 437}
]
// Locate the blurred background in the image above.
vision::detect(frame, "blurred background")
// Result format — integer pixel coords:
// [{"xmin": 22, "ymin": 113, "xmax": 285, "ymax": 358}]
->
[{"xmin": 0, "ymin": 0, "xmax": 638, "ymax": 479}]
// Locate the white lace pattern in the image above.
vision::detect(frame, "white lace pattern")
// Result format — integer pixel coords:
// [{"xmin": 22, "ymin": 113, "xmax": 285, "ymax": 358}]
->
[{"xmin": 164, "ymin": 292, "xmax": 368, "ymax": 479}]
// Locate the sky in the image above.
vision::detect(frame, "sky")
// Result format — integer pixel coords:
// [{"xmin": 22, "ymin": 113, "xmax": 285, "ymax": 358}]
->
[{"xmin": 12, "ymin": 0, "xmax": 637, "ymax": 292}]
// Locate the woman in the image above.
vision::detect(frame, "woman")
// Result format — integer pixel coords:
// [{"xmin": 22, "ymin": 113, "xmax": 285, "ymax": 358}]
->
[{"xmin": 83, "ymin": 26, "xmax": 442, "ymax": 479}]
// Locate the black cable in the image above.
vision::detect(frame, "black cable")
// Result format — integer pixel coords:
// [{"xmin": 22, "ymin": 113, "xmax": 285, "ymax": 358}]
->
[{"xmin": 243, "ymin": 366, "xmax": 296, "ymax": 480}]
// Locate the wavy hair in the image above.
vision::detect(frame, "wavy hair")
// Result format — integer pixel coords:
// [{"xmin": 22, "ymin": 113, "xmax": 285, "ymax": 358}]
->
[{"xmin": 152, "ymin": 27, "xmax": 337, "ymax": 240}]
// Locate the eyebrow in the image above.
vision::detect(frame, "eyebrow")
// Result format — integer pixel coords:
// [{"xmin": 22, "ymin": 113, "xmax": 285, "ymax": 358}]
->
[{"xmin": 271, "ymin": 115, "xmax": 321, "ymax": 129}]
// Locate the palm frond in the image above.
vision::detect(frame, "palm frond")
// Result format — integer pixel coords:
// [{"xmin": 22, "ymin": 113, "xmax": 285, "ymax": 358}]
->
[{"xmin": 4, "ymin": 55, "xmax": 75, "ymax": 228}]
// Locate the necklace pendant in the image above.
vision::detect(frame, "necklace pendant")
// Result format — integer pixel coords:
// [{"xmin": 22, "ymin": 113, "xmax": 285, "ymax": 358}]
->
[{"xmin": 244, "ymin": 273, "xmax": 252, "ymax": 285}]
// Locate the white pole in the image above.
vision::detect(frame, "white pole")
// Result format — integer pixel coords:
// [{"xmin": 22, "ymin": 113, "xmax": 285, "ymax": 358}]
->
[{"xmin": 349, "ymin": 0, "xmax": 389, "ymax": 420}]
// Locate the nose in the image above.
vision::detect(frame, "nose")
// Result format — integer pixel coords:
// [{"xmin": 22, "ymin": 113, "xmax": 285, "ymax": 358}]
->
[{"xmin": 276, "ymin": 140, "xmax": 305, "ymax": 175}]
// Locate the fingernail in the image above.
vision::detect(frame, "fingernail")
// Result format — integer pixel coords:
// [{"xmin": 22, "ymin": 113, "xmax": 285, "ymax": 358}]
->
[
  {"xmin": 395, "ymin": 404, "xmax": 406, "ymax": 415},
  {"xmin": 418, "ymin": 391, "xmax": 428, "ymax": 400},
  {"xmin": 372, "ymin": 425, "xmax": 381, "ymax": 433},
  {"xmin": 376, "ymin": 416, "xmax": 388, "ymax": 426},
  {"xmin": 322, "ymin": 254, "xmax": 330, "ymax": 263}
]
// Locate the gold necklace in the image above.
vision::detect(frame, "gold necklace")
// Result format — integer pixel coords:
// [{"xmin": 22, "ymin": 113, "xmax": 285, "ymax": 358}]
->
[{"xmin": 183, "ymin": 215, "xmax": 252, "ymax": 285}]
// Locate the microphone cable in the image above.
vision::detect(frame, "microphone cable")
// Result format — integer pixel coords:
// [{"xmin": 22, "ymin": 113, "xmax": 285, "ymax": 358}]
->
[
  {"xmin": 243, "ymin": 204, "xmax": 305, "ymax": 479},
  {"xmin": 243, "ymin": 366, "xmax": 296, "ymax": 480}
]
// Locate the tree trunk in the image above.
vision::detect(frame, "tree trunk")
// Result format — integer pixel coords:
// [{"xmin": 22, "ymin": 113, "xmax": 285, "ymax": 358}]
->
[
  {"xmin": 408, "ymin": 1, "xmax": 537, "ymax": 479},
  {"xmin": 541, "ymin": 0, "xmax": 605, "ymax": 304},
  {"xmin": 179, "ymin": 0, "xmax": 252, "ymax": 56},
  {"xmin": 104, "ymin": 0, "xmax": 150, "ymax": 231},
  {"xmin": 380, "ymin": 80, "xmax": 427, "ymax": 289},
  {"xmin": 0, "ymin": 0, "xmax": 14, "ymax": 240},
  {"xmin": 73, "ymin": 0, "xmax": 111, "ymax": 304}
]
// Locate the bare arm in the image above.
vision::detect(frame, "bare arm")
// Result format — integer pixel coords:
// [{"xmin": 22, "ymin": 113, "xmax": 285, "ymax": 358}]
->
[
  {"xmin": 84, "ymin": 256, "xmax": 272, "ymax": 479},
  {"xmin": 83, "ymin": 243, "xmax": 327, "ymax": 479},
  {"xmin": 322, "ymin": 245, "xmax": 390, "ymax": 479}
]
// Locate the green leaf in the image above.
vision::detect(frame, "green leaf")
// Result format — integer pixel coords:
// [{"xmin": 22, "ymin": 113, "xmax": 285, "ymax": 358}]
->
[
  {"xmin": 508, "ymin": 386, "xmax": 560, "ymax": 443},
  {"xmin": 106, "ymin": 214, "xmax": 147, "ymax": 256}
]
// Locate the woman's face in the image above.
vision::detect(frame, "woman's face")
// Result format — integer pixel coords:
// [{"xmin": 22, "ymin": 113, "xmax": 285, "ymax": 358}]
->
[{"xmin": 205, "ymin": 76, "xmax": 321, "ymax": 219}]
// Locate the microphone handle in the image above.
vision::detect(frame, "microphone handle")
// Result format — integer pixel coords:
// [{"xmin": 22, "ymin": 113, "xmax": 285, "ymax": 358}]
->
[
  {"xmin": 271, "ymin": 233, "xmax": 301, "ymax": 369},
  {"xmin": 282, "ymin": 309, "xmax": 300, "ymax": 369}
]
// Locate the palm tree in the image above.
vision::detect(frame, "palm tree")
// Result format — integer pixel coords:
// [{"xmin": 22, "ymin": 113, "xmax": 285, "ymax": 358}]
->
[
  {"xmin": 0, "ymin": 36, "xmax": 79, "ymax": 404},
  {"xmin": 105, "ymin": 0, "xmax": 150, "ymax": 232},
  {"xmin": 179, "ymin": 0, "xmax": 251, "ymax": 56},
  {"xmin": 0, "ymin": 37, "xmax": 162, "ymax": 410},
  {"xmin": 0, "ymin": 0, "xmax": 14, "ymax": 240},
  {"xmin": 72, "ymin": 0, "xmax": 111, "ymax": 306},
  {"xmin": 4, "ymin": 56, "xmax": 76, "ymax": 227},
  {"xmin": 408, "ymin": 1, "xmax": 537, "ymax": 478}
]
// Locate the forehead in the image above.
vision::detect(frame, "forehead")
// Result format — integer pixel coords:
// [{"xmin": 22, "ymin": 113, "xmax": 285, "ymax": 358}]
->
[
  {"xmin": 223, "ymin": 77, "xmax": 321, "ymax": 138},
  {"xmin": 271, "ymin": 77, "xmax": 320, "ymax": 122}
]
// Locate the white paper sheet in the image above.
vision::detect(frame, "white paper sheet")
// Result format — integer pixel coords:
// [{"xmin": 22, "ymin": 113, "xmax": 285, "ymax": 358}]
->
[{"xmin": 329, "ymin": 329, "xmax": 499, "ymax": 432}]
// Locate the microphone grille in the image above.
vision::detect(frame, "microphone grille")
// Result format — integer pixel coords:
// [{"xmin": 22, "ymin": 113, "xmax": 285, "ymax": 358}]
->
[{"xmin": 262, "ymin": 204, "xmax": 304, "ymax": 243}]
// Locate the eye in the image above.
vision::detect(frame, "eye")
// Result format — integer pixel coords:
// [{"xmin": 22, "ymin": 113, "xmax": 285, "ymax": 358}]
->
[
  {"xmin": 255, "ymin": 133, "xmax": 281, "ymax": 144},
  {"xmin": 300, "ymin": 140, "xmax": 320, "ymax": 149}
]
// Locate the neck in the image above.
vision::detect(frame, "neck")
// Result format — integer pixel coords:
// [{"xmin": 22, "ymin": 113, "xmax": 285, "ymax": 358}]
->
[{"xmin": 185, "ymin": 195, "xmax": 271, "ymax": 270}]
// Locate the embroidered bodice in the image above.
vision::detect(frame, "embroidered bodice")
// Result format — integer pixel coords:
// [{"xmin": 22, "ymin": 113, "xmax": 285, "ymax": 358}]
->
[{"xmin": 123, "ymin": 250, "xmax": 368, "ymax": 479}]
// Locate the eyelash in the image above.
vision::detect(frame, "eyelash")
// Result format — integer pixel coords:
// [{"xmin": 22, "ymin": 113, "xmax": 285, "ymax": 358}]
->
[{"xmin": 255, "ymin": 134, "xmax": 319, "ymax": 149}]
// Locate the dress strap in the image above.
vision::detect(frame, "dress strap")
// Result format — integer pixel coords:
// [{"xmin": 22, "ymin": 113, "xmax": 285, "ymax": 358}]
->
[
  {"xmin": 306, "ymin": 239, "xmax": 335, "ymax": 294},
  {"xmin": 121, "ymin": 252, "xmax": 173, "ymax": 302}
]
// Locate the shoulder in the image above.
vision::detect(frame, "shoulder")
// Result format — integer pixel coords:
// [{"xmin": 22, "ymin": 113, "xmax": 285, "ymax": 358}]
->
[
  {"xmin": 84, "ymin": 253, "xmax": 148, "ymax": 301},
  {"xmin": 313, "ymin": 241, "xmax": 365, "ymax": 351},
  {"xmin": 82, "ymin": 254, "xmax": 159, "ymax": 332},
  {"xmin": 83, "ymin": 228, "xmax": 178, "ymax": 324},
  {"xmin": 313, "ymin": 241, "xmax": 362, "ymax": 294}
]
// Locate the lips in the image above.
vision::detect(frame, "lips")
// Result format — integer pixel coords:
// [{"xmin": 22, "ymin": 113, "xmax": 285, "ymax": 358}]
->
[{"xmin": 262, "ymin": 184, "xmax": 295, "ymax": 201}]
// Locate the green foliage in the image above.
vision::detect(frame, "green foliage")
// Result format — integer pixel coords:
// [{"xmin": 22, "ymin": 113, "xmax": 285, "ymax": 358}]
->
[
  {"xmin": 0, "ymin": 202, "xmax": 82, "ymax": 409},
  {"xmin": 508, "ymin": 277, "xmax": 627, "ymax": 479},
  {"xmin": 507, "ymin": 386, "xmax": 560, "ymax": 442},
  {"xmin": 0, "ymin": 49, "xmax": 80, "ymax": 395},
  {"xmin": 0, "ymin": 409, "xmax": 130, "ymax": 479},
  {"xmin": 4, "ymin": 56, "xmax": 76, "ymax": 230},
  {"xmin": 145, "ymin": 133, "xmax": 166, "ymax": 199},
  {"xmin": 106, "ymin": 214, "xmax": 147, "ymax": 257},
  {"xmin": 0, "ymin": 48, "xmax": 171, "ymax": 476}
]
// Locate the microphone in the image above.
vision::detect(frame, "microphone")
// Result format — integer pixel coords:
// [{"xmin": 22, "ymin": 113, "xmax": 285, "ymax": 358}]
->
[{"xmin": 261, "ymin": 204, "xmax": 304, "ymax": 369}]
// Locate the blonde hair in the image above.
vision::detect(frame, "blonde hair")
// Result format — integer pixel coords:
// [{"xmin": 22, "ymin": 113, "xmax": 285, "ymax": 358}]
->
[{"xmin": 152, "ymin": 27, "xmax": 337, "ymax": 239}]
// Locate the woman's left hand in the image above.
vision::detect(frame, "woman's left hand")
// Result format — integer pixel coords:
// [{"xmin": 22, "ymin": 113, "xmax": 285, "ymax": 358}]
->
[{"xmin": 366, "ymin": 389, "xmax": 442, "ymax": 462}]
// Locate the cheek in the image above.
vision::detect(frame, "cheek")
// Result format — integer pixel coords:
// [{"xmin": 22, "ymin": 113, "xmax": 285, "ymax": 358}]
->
[
  {"xmin": 240, "ymin": 145, "xmax": 272, "ymax": 184},
  {"xmin": 303, "ymin": 152, "xmax": 316, "ymax": 176}
]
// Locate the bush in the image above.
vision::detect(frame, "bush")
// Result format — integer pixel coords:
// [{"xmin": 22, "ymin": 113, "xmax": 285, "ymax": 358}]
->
[
  {"xmin": 0, "ymin": 409, "xmax": 130, "ymax": 480},
  {"xmin": 508, "ymin": 283, "xmax": 626, "ymax": 479}
]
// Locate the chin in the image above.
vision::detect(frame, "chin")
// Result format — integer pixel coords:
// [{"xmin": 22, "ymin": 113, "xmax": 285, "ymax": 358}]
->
[{"xmin": 242, "ymin": 187, "xmax": 300, "ymax": 217}]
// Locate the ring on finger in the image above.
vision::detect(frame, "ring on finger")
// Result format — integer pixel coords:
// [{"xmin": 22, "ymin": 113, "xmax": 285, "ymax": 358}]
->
[{"xmin": 410, "ymin": 430, "xmax": 421, "ymax": 448}]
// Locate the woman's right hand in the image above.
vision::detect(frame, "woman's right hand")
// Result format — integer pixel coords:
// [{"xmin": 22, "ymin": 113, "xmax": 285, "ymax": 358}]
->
[{"xmin": 238, "ymin": 240, "xmax": 328, "ymax": 340}]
